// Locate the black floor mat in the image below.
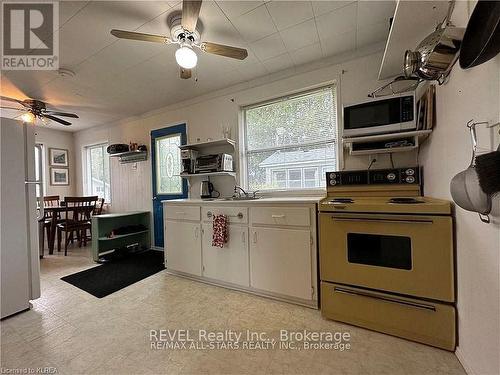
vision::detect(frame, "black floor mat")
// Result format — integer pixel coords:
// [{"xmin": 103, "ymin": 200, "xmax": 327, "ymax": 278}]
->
[{"xmin": 61, "ymin": 250, "xmax": 165, "ymax": 298}]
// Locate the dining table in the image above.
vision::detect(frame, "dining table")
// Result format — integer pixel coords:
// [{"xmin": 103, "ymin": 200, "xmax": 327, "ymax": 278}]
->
[{"xmin": 43, "ymin": 205, "xmax": 76, "ymax": 254}]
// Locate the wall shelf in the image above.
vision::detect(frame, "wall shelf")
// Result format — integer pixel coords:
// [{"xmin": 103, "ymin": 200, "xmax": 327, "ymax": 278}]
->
[
  {"xmin": 179, "ymin": 138, "xmax": 236, "ymax": 151},
  {"xmin": 98, "ymin": 229, "xmax": 149, "ymax": 241},
  {"xmin": 109, "ymin": 150, "xmax": 147, "ymax": 164},
  {"xmin": 179, "ymin": 171, "xmax": 236, "ymax": 178},
  {"xmin": 378, "ymin": 1, "xmax": 450, "ymax": 80},
  {"xmin": 343, "ymin": 130, "xmax": 432, "ymax": 156}
]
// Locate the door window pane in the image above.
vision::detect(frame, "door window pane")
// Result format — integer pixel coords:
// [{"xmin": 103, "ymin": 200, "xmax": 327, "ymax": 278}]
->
[{"xmin": 156, "ymin": 134, "xmax": 182, "ymax": 195}]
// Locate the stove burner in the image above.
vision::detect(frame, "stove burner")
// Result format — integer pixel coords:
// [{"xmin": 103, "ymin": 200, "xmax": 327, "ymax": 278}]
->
[
  {"xmin": 330, "ymin": 198, "xmax": 354, "ymax": 204},
  {"xmin": 388, "ymin": 197, "xmax": 424, "ymax": 204}
]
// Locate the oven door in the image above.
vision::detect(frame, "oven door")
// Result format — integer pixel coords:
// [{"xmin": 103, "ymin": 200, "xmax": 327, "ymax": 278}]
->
[{"xmin": 319, "ymin": 213, "xmax": 454, "ymax": 302}]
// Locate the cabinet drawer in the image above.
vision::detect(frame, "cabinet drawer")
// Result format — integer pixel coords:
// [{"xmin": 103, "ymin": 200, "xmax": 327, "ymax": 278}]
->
[
  {"xmin": 164, "ymin": 205, "xmax": 200, "ymax": 221},
  {"xmin": 321, "ymin": 282, "xmax": 456, "ymax": 351},
  {"xmin": 250, "ymin": 207, "xmax": 310, "ymax": 227},
  {"xmin": 201, "ymin": 207, "xmax": 248, "ymax": 224}
]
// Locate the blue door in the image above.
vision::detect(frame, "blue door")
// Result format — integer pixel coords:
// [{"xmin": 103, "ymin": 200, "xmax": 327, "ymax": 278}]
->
[{"xmin": 151, "ymin": 124, "xmax": 188, "ymax": 248}]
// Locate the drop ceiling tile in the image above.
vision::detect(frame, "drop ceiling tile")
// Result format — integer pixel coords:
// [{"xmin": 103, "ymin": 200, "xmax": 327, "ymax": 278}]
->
[
  {"xmin": 357, "ymin": 1, "xmax": 396, "ymax": 27},
  {"xmin": 197, "ymin": 1, "xmax": 247, "ymax": 47},
  {"xmin": 59, "ymin": 1, "xmax": 172, "ymax": 67},
  {"xmin": 266, "ymin": 1, "xmax": 314, "ymax": 30},
  {"xmin": 236, "ymin": 62, "xmax": 268, "ymax": 81},
  {"xmin": 250, "ymin": 32, "xmax": 287, "ymax": 60},
  {"xmin": 280, "ymin": 19, "xmax": 318, "ymax": 52},
  {"xmin": 262, "ymin": 52, "xmax": 294, "ymax": 73},
  {"xmin": 290, "ymin": 42, "xmax": 323, "ymax": 66},
  {"xmin": 216, "ymin": 1, "xmax": 264, "ymax": 18},
  {"xmin": 232, "ymin": 5, "xmax": 277, "ymax": 42},
  {"xmin": 321, "ymin": 30, "xmax": 356, "ymax": 57},
  {"xmin": 311, "ymin": 1, "xmax": 355, "ymax": 17},
  {"xmin": 357, "ymin": 21, "xmax": 390, "ymax": 48},
  {"xmin": 59, "ymin": 1, "xmax": 90, "ymax": 26},
  {"xmin": 316, "ymin": 2, "xmax": 357, "ymax": 40}
]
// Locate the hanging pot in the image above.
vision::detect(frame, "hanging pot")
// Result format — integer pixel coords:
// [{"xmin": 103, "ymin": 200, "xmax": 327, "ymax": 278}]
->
[
  {"xmin": 459, "ymin": 0, "xmax": 500, "ymax": 69},
  {"xmin": 404, "ymin": 1, "xmax": 465, "ymax": 84},
  {"xmin": 450, "ymin": 122, "xmax": 492, "ymax": 223}
]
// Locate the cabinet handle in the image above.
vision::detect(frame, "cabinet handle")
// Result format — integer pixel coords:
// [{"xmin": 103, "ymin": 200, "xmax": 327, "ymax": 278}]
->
[
  {"xmin": 242, "ymin": 231, "xmax": 245, "ymax": 244},
  {"xmin": 194, "ymin": 227, "xmax": 199, "ymax": 239},
  {"xmin": 271, "ymin": 214, "xmax": 285, "ymax": 218},
  {"xmin": 253, "ymin": 231, "xmax": 257, "ymax": 244}
]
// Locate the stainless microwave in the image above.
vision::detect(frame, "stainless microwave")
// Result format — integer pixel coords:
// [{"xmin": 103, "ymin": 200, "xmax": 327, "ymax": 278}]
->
[{"xmin": 343, "ymin": 93, "xmax": 416, "ymax": 137}]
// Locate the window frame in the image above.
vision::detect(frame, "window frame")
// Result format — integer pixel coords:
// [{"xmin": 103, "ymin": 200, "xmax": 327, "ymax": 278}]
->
[
  {"xmin": 240, "ymin": 84, "xmax": 340, "ymax": 195},
  {"xmin": 83, "ymin": 142, "xmax": 111, "ymax": 203}
]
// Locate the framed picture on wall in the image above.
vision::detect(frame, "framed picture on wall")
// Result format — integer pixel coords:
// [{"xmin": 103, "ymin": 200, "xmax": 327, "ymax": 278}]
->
[
  {"xmin": 49, "ymin": 148, "xmax": 68, "ymax": 167},
  {"xmin": 50, "ymin": 168, "xmax": 69, "ymax": 186}
]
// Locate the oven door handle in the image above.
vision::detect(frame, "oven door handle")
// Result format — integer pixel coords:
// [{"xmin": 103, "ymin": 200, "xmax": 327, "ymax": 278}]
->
[
  {"xmin": 333, "ymin": 286, "xmax": 436, "ymax": 311},
  {"xmin": 330, "ymin": 216, "xmax": 434, "ymax": 224}
]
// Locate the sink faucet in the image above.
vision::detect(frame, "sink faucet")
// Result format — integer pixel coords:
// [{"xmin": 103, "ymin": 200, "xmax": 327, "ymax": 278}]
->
[
  {"xmin": 234, "ymin": 185, "xmax": 248, "ymax": 198},
  {"xmin": 234, "ymin": 186, "xmax": 260, "ymax": 198}
]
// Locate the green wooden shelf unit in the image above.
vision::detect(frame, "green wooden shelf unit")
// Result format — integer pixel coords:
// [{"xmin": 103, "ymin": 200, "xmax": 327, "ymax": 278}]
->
[{"xmin": 92, "ymin": 211, "xmax": 151, "ymax": 262}]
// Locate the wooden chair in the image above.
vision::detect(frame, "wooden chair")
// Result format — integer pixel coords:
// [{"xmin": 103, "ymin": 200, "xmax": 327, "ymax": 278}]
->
[
  {"xmin": 94, "ymin": 198, "xmax": 105, "ymax": 216},
  {"xmin": 38, "ymin": 195, "xmax": 60, "ymax": 256},
  {"xmin": 57, "ymin": 196, "xmax": 97, "ymax": 255}
]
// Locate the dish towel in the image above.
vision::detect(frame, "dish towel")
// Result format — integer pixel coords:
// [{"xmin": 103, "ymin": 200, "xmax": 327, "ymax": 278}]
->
[{"xmin": 212, "ymin": 214, "xmax": 229, "ymax": 248}]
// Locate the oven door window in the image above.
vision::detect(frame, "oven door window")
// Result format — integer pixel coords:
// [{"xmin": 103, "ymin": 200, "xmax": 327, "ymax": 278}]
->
[{"xmin": 347, "ymin": 233, "xmax": 412, "ymax": 270}]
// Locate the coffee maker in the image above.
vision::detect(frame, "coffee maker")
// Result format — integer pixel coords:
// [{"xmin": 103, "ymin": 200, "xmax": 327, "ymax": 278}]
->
[{"xmin": 180, "ymin": 149, "xmax": 198, "ymax": 174}]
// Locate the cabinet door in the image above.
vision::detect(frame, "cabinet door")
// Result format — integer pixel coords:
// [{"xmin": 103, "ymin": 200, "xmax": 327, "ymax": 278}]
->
[
  {"xmin": 202, "ymin": 224, "xmax": 249, "ymax": 287},
  {"xmin": 164, "ymin": 221, "xmax": 202, "ymax": 276},
  {"xmin": 250, "ymin": 227, "xmax": 312, "ymax": 300}
]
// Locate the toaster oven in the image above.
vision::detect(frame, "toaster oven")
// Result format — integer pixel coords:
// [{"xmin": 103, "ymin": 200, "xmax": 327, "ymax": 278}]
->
[{"xmin": 195, "ymin": 153, "xmax": 233, "ymax": 173}]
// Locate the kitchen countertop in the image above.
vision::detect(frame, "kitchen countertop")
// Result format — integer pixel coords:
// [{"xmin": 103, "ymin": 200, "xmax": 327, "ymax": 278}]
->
[{"xmin": 162, "ymin": 196, "xmax": 323, "ymax": 204}]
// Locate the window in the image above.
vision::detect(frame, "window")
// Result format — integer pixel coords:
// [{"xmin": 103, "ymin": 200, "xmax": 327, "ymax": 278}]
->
[
  {"xmin": 85, "ymin": 143, "xmax": 111, "ymax": 202},
  {"xmin": 243, "ymin": 86, "xmax": 338, "ymax": 191}
]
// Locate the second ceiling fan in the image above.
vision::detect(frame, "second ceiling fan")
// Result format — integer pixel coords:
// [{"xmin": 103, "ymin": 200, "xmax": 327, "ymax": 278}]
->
[{"xmin": 110, "ymin": 0, "xmax": 248, "ymax": 79}]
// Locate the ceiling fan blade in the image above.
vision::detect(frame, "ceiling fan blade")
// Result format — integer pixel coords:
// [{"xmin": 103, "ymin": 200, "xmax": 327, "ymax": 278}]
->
[
  {"xmin": 200, "ymin": 42, "xmax": 248, "ymax": 60},
  {"xmin": 43, "ymin": 111, "xmax": 79, "ymax": 118},
  {"xmin": 42, "ymin": 114, "xmax": 72, "ymax": 126},
  {"xmin": 0, "ymin": 106, "xmax": 24, "ymax": 111},
  {"xmin": 180, "ymin": 67, "xmax": 192, "ymax": 79},
  {"xmin": 182, "ymin": 0, "xmax": 202, "ymax": 33},
  {"xmin": 110, "ymin": 29, "xmax": 171, "ymax": 44},
  {"xmin": 1, "ymin": 95, "xmax": 27, "ymax": 106}
]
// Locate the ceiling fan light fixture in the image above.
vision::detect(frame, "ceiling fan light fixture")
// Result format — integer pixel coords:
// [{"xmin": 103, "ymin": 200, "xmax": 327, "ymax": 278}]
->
[
  {"xmin": 175, "ymin": 45, "xmax": 197, "ymax": 69},
  {"xmin": 20, "ymin": 112, "xmax": 35, "ymax": 123}
]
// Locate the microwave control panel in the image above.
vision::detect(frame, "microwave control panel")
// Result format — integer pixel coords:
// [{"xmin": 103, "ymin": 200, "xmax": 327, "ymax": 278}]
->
[
  {"xmin": 326, "ymin": 167, "xmax": 420, "ymax": 187},
  {"xmin": 401, "ymin": 96, "xmax": 414, "ymax": 122}
]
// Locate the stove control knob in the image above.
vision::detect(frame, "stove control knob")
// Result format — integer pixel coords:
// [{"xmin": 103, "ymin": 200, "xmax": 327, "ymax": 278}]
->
[
  {"xmin": 330, "ymin": 179, "xmax": 337, "ymax": 186},
  {"xmin": 330, "ymin": 173, "xmax": 337, "ymax": 179},
  {"xmin": 406, "ymin": 176, "xmax": 415, "ymax": 183},
  {"xmin": 406, "ymin": 168, "xmax": 415, "ymax": 176},
  {"xmin": 387, "ymin": 172, "xmax": 396, "ymax": 181}
]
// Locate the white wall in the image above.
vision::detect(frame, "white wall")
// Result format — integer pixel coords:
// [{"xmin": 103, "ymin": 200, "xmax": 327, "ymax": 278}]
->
[
  {"xmin": 34, "ymin": 127, "xmax": 76, "ymax": 198},
  {"xmin": 419, "ymin": 2, "xmax": 500, "ymax": 374},
  {"xmin": 74, "ymin": 48, "xmax": 416, "ymax": 212}
]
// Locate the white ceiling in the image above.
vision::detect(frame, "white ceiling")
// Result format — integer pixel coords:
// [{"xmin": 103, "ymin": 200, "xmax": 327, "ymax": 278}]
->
[{"xmin": 0, "ymin": 0, "xmax": 396, "ymax": 131}]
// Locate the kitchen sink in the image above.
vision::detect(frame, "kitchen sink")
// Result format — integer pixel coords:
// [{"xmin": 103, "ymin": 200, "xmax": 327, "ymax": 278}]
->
[{"xmin": 223, "ymin": 196, "xmax": 261, "ymax": 201}]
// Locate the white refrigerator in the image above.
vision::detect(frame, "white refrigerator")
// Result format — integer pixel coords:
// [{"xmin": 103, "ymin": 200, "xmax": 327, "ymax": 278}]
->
[{"xmin": 1, "ymin": 118, "xmax": 41, "ymax": 319}]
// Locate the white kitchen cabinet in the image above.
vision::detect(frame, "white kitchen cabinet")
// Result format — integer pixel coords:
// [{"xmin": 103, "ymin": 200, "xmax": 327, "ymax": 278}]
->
[
  {"xmin": 201, "ymin": 224, "xmax": 249, "ymax": 287},
  {"xmin": 250, "ymin": 227, "xmax": 313, "ymax": 300},
  {"xmin": 163, "ymin": 199, "xmax": 318, "ymax": 308},
  {"xmin": 164, "ymin": 221, "xmax": 202, "ymax": 276}
]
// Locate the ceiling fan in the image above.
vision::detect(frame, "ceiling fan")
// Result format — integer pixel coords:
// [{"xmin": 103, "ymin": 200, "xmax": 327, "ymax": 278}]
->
[
  {"xmin": 110, "ymin": 0, "xmax": 248, "ymax": 79},
  {"xmin": 0, "ymin": 96, "xmax": 78, "ymax": 126}
]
